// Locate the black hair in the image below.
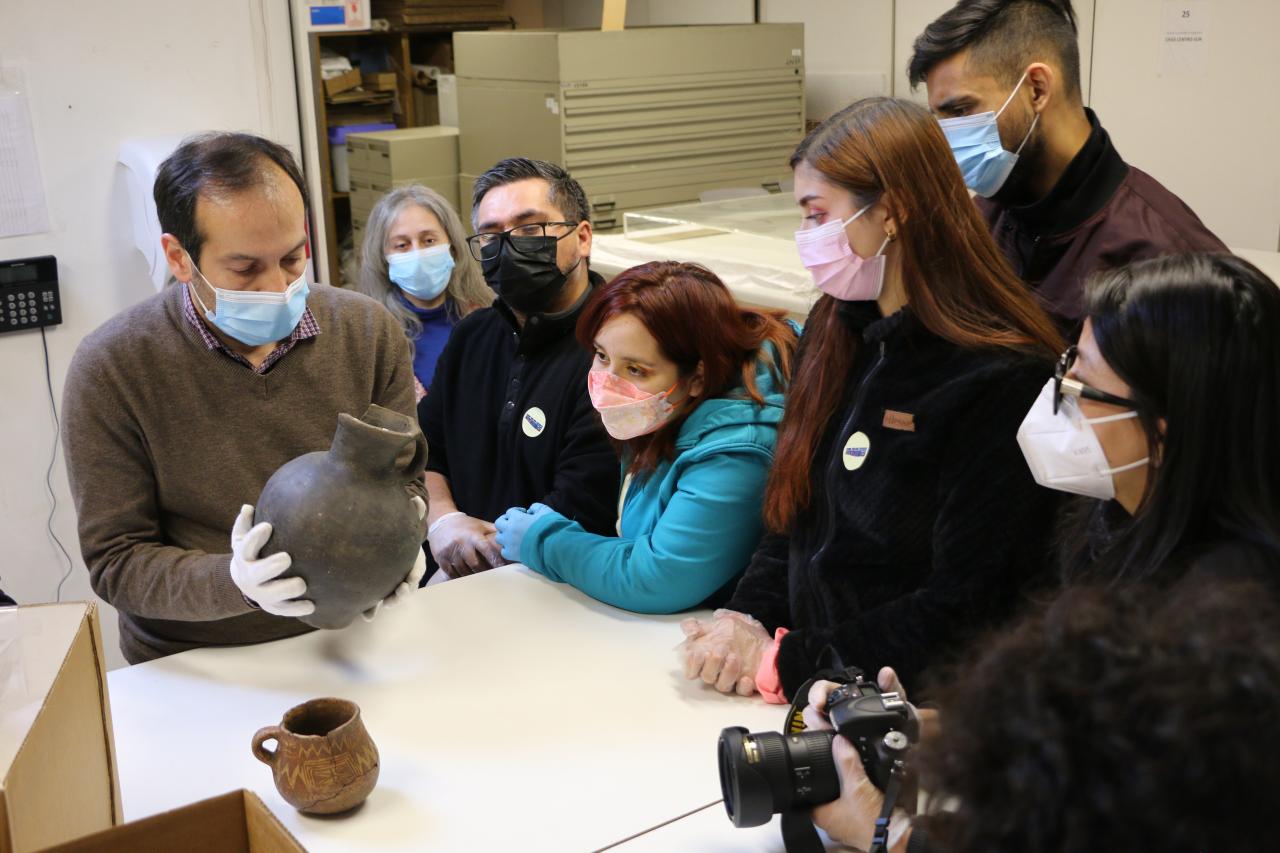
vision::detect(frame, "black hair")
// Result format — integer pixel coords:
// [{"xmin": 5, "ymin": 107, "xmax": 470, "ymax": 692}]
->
[
  {"xmin": 921, "ymin": 580, "xmax": 1280, "ymax": 853},
  {"xmin": 153, "ymin": 131, "xmax": 309, "ymax": 267},
  {"xmin": 470, "ymin": 157, "xmax": 590, "ymax": 229},
  {"xmin": 1061, "ymin": 253, "xmax": 1280, "ymax": 583},
  {"xmin": 908, "ymin": 0, "xmax": 1082, "ymax": 99}
]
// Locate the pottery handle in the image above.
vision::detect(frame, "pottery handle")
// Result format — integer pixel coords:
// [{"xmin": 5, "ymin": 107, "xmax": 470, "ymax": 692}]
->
[
  {"xmin": 398, "ymin": 427, "xmax": 429, "ymax": 484},
  {"xmin": 252, "ymin": 726, "xmax": 283, "ymax": 765}
]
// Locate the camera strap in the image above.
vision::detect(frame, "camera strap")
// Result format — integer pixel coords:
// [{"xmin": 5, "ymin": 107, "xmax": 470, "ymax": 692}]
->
[{"xmin": 870, "ymin": 762, "xmax": 906, "ymax": 853}]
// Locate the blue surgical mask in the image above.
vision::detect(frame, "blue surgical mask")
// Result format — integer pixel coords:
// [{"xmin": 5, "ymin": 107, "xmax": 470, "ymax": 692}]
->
[
  {"xmin": 187, "ymin": 256, "xmax": 309, "ymax": 347},
  {"xmin": 937, "ymin": 69, "xmax": 1039, "ymax": 198},
  {"xmin": 386, "ymin": 244, "xmax": 454, "ymax": 302}
]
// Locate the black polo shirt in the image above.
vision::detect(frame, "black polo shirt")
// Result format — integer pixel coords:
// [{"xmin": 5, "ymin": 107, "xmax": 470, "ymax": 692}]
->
[{"xmin": 420, "ymin": 272, "xmax": 619, "ymax": 537}]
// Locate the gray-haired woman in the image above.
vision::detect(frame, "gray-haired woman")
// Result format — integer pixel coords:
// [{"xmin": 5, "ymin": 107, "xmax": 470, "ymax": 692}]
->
[{"xmin": 358, "ymin": 184, "xmax": 492, "ymax": 401}]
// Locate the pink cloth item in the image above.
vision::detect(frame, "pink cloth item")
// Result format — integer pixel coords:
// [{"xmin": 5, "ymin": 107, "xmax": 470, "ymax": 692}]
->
[{"xmin": 755, "ymin": 626, "xmax": 790, "ymax": 704}]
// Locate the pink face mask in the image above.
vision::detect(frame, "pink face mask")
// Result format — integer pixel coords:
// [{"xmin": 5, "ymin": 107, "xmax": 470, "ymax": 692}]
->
[
  {"xmin": 794, "ymin": 202, "xmax": 891, "ymax": 302},
  {"xmin": 587, "ymin": 370, "xmax": 681, "ymax": 440}
]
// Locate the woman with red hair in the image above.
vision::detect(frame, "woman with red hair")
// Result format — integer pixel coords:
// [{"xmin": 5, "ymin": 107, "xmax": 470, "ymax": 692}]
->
[{"xmin": 493, "ymin": 261, "xmax": 798, "ymax": 613}]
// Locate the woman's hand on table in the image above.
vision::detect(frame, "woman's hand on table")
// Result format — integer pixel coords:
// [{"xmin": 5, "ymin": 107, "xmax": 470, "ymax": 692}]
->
[
  {"xmin": 679, "ymin": 609, "xmax": 771, "ymax": 696},
  {"xmin": 494, "ymin": 503, "xmax": 554, "ymax": 564}
]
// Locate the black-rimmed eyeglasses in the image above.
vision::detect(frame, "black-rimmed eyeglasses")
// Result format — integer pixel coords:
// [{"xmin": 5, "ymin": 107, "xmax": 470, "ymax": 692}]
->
[
  {"xmin": 465, "ymin": 221, "xmax": 578, "ymax": 262},
  {"xmin": 1053, "ymin": 346, "xmax": 1139, "ymax": 415}
]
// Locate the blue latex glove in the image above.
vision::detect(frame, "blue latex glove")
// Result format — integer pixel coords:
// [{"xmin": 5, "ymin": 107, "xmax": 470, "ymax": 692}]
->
[{"xmin": 494, "ymin": 503, "xmax": 554, "ymax": 563}]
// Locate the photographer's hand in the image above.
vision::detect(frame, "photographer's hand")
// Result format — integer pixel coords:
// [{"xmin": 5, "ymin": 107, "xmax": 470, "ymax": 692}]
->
[
  {"xmin": 679, "ymin": 610, "xmax": 771, "ymax": 696},
  {"xmin": 876, "ymin": 666, "xmax": 941, "ymax": 742},
  {"xmin": 805, "ymin": 681, "xmax": 914, "ymax": 853}
]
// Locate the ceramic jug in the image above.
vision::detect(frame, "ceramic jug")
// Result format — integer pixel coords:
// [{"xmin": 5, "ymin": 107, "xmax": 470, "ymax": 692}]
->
[
  {"xmin": 255, "ymin": 404, "xmax": 428, "ymax": 629},
  {"xmin": 252, "ymin": 697, "xmax": 379, "ymax": 814}
]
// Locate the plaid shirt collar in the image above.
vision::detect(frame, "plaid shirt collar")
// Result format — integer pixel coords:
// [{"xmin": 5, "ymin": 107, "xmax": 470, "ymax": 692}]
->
[{"xmin": 183, "ymin": 283, "xmax": 320, "ymax": 374}]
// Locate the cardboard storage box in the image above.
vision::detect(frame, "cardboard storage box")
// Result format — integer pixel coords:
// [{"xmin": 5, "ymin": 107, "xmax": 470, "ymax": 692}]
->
[
  {"xmin": 362, "ymin": 71, "xmax": 397, "ymax": 92},
  {"xmin": 346, "ymin": 126, "xmax": 459, "ymax": 184},
  {"xmin": 0, "ymin": 602, "xmax": 120, "ymax": 852},
  {"xmin": 42, "ymin": 789, "xmax": 306, "ymax": 853},
  {"xmin": 351, "ymin": 172, "xmax": 459, "ymax": 220},
  {"xmin": 323, "ymin": 67, "xmax": 362, "ymax": 98}
]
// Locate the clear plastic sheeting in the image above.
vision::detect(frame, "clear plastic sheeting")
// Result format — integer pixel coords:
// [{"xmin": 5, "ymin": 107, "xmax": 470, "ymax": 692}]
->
[{"xmin": 593, "ymin": 194, "xmax": 817, "ymax": 320}]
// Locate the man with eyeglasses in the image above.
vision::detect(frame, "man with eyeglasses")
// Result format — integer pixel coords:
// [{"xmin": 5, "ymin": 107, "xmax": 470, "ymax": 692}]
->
[{"xmin": 418, "ymin": 158, "xmax": 619, "ymax": 580}]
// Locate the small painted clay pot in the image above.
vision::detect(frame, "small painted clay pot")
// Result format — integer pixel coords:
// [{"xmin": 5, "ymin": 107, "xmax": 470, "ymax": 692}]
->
[{"xmin": 251, "ymin": 697, "xmax": 379, "ymax": 814}]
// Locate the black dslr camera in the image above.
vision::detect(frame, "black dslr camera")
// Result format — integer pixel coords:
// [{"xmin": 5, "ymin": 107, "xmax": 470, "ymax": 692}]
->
[{"xmin": 717, "ymin": 667, "xmax": 918, "ymax": 832}]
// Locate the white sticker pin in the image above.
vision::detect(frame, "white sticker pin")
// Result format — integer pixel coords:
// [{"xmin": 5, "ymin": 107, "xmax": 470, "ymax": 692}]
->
[
  {"xmin": 522, "ymin": 406, "xmax": 548, "ymax": 438},
  {"xmin": 842, "ymin": 431, "xmax": 870, "ymax": 471}
]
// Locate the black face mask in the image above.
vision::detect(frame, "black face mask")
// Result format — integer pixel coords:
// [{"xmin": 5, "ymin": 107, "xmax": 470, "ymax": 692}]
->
[{"xmin": 481, "ymin": 234, "xmax": 580, "ymax": 315}]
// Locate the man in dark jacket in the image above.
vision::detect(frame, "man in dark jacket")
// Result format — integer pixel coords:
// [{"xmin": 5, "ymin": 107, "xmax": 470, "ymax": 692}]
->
[
  {"xmin": 420, "ymin": 158, "xmax": 619, "ymax": 580},
  {"xmin": 909, "ymin": 0, "xmax": 1226, "ymax": 323}
]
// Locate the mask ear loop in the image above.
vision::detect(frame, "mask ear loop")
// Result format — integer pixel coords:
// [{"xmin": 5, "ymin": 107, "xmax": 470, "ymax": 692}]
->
[
  {"xmin": 995, "ymin": 68, "xmax": 1032, "ymax": 118},
  {"xmin": 183, "ymin": 252, "xmax": 217, "ymax": 319},
  {"xmin": 996, "ymin": 68, "xmax": 1040, "ymax": 156},
  {"xmin": 841, "ymin": 201, "xmax": 874, "ymax": 228}
]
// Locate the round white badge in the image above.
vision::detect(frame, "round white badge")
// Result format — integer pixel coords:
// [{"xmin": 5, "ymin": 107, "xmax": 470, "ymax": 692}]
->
[
  {"xmin": 522, "ymin": 406, "xmax": 547, "ymax": 438},
  {"xmin": 842, "ymin": 431, "xmax": 870, "ymax": 471}
]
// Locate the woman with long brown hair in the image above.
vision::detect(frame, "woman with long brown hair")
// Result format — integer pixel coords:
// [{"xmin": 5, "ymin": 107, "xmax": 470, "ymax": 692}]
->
[
  {"xmin": 681, "ymin": 97, "xmax": 1064, "ymax": 701},
  {"xmin": 492, "ymin": 261, "xmax": 797, "ymax": 613}
]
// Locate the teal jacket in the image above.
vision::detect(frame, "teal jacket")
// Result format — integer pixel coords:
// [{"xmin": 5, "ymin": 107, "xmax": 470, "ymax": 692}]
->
[{"xmin": 520, "ymin": 344, "xmax": 788, "ymax": 613}]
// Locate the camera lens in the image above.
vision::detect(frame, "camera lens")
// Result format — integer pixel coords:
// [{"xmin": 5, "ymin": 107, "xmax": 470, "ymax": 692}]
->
[{"xmin": 717, "ymin": 726, "xmax": 841, "ymax": 827}]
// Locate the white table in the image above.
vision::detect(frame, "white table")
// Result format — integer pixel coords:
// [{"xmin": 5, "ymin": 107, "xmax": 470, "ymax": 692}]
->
[
  {"xmin": 106, "ymin": 566, "xmax": 790, "ymax": 852},
  {"xmin": 609, "ymin": 801, "xmax": 852, "ymax": 852}
]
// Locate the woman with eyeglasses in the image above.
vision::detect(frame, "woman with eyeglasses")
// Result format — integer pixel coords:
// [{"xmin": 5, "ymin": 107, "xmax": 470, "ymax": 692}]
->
[
  {"xmin": 789, "ymin": 254, "xmax": 1280, "ymax": 853},
  {"xmin": 679, "ymin": 97, "xmax": 1065, "ymax": 702},
  {"xmin": 358, "ymin": 185, "xmax": 491, "ymax": 402},
  {"xmin": 1020, "ymin": 252, "xmax": 1280, "ymax": 586}
]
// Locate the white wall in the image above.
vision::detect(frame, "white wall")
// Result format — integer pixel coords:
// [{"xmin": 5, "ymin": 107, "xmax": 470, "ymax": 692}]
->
[
  {"xmin": 891, "ymin": 0, "xmax": 1095, "ymax": 105},
  {"xmin": 0, "ymin": 0, "xmax": 300, "ymax": 669},
  {"xmin": 1091, "ymin": 0, "xmax": 1280, "ymax": 251},
  {"xmin": 762, "ymin": 0, "xmax": 894, "ymax": 121},
  {"xmin": 539, "ymin": 0, "xmax": 753, "ymax": 28}
]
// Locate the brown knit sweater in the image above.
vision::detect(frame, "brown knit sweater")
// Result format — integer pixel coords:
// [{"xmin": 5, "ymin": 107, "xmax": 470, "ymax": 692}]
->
[{"xmin": 62, "ymin": 282, "xmax": 425, "ymax": 663}]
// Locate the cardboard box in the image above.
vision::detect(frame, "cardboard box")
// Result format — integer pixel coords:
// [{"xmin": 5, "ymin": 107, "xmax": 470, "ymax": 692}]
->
[
  {"xmin": 362, "ymin": 71, "xmax": 397, "ymax": 92},
  {"xmin": 323, "ymin": 67, "xmax": 362, "ymax": 98},
  {"xmin": 345, "ymin": 126, "xmax": 459, "ymax": 184},
  {"xmin": 0, "ymin": 602, "xmax": 120, "ymax": 852},
  {"xmin": 42, "ymin": 789, "xmax": 306, "ymax": 853}
]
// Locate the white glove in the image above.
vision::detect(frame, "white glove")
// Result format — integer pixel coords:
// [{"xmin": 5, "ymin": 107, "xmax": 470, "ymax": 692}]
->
[
  {"xmin": 426, "ymin": 510, "xmax": 505, "ymax": 577},
  {"xmin": 362, "ymin": 496, "xmax": 429, "ymax": 622},
  {"xmin": 230, "ymin": 504, "xmax": 315, "ymax": 618}
]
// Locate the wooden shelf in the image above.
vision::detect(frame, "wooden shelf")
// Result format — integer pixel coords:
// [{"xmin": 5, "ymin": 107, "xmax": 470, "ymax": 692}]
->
[{"xmin": 307, "ymin": 17, "xmax": 515, "ymax": 286}]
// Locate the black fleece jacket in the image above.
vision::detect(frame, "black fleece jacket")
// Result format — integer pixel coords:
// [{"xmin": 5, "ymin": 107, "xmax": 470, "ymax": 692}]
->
[
  {"xmin": 726, "ymin": 302, "xmax": 1061, "ymax": 698},
  {"xmin": 420, "ymin": 272, "xmax": 619, "ymax": 536}
]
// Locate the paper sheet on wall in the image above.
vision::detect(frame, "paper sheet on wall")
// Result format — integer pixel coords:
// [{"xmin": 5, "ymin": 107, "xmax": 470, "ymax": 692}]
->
[
  {"xmin": 0, "ymin": 92, "xmax": 50, "ymax": 238},
  {"xmin": 1160, "ymin": 0, "xmax": 1211, "ymax": 77}
]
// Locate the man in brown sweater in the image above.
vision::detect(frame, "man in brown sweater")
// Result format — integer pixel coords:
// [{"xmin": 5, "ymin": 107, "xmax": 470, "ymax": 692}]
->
[{"xmin": 62, "ymin": 132, "xmax": 427, "ymax": 664}]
